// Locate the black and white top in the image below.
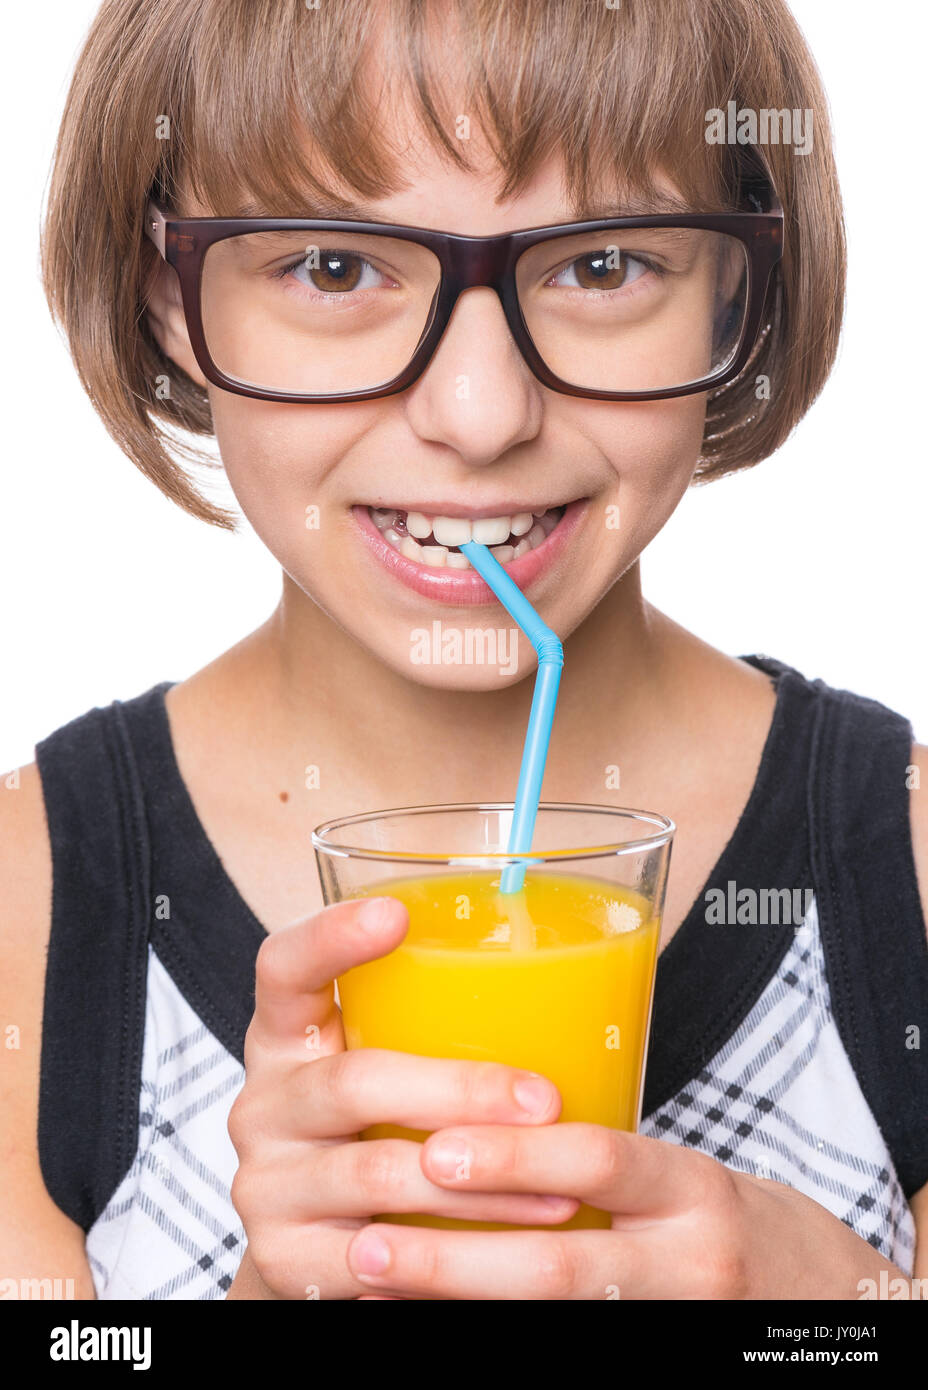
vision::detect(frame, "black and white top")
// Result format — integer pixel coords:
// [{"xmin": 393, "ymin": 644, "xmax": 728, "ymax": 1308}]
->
[{"xmin": 33, "ymin": 656, "xmax": 928, "ymax": 1298}]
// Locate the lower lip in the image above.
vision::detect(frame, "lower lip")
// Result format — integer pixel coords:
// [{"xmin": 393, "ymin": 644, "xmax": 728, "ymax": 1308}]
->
[{"xmin": 352, "ymin": 500, "xmax": 588, "ymax": 606}]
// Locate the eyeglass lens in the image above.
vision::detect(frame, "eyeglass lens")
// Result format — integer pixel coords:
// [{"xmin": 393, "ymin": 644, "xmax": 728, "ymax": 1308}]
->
[{"xmin": 199, "ymin": 226, "xmax": 748, "ymax": 395}]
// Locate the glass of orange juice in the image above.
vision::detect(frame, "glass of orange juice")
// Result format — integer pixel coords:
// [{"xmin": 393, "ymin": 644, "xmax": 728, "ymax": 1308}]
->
[{"xmin": 312, "ymin": 802, "xmax": 674, "ymax": 1231}]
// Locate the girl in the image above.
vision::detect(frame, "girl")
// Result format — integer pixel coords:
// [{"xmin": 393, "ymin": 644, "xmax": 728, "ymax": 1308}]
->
[{"xmin": 2, "ymin": 0, "xmax": 926, "ymax": 1300}]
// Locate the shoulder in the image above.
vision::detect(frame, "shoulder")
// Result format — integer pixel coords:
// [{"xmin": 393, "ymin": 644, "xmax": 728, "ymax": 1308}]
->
[
  {"xmin": 0, "ymin": 762, "xmax": 53, "ymax": 1141},
  {"xmin": 0, "ymin": 761, "xmax": 93, "ymax": 1286},
  {"xmin": 765, "ymin": 670, "xmax": 928, "ymax": 1256},
  {"xmin": 0, "ymin": 760, "xmax": 52, "ymax": 983},
  {"xmin": 906, "ymin": 747, "xmax": 928, "ymax": 1275},
  {"xmin": 797, "ymin": 663, "xmax": 927, "ymax": 942}
]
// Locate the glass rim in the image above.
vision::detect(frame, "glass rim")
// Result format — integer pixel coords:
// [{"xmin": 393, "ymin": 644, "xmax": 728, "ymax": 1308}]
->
[{"xmin": 311, "ymin": 800, "xmax": 675, "ymax": 866}]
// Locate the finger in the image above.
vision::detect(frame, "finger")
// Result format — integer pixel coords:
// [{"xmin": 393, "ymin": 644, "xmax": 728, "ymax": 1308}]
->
[
  {"xmin": 245, "ymin": 1222, "xmax": 365, "ymax": 1301},
  {"xmin": 249, "ymin": 896, "xmax": 409, "ymax": 1053},
  {"xmin": 419, "ymin": 1124, "xmax": 707, "ymax": 1216},
  {"xmin": 252, "ymin": 1139, "xmax": 579, "ymax": 1226},
  {"xmin": 286, "ymin": 1049, "xmax": 562, "ymax": 1138},
  {"xmin": 346, "ymin": 1224, "xmax": 629, "ymax": 1300},
  {"xmin": 244, "ymin": 1222, "xmax": 426, "ymax": 1302}
]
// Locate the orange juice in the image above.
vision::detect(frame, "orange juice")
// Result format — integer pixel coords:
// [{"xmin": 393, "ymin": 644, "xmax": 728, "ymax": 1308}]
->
[{"xmin": 338, "ymin": 870, "xmax": 660, "ymax": 1230}]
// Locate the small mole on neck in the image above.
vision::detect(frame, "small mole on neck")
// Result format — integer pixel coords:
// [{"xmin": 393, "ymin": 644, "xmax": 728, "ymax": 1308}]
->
[{"xmin": 279, "ymin": 791, "xmax": 289, "ymax": 803}]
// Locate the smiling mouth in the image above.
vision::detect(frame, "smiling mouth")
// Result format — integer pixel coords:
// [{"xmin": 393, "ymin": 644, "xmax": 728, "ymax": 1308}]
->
[{"xmin": 365, "ymin": 505, "xmax": 567, "ymax": 568}]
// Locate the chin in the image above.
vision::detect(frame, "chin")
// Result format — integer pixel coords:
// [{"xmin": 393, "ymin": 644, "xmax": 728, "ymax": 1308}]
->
[{"xmin": 377, "ymin": 643, "xmax": 535, "ymax": 692}]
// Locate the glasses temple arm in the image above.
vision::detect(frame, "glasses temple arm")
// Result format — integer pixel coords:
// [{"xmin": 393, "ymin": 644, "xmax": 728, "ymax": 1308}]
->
[{"xmin": 144, "ymin": 198, "xmax": 169, "ymax": 258}]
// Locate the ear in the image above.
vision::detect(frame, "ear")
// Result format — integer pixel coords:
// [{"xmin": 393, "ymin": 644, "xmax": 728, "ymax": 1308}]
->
[{"xmin": 145, "ymin": 260, "xmax": 208, "ymax": 388}]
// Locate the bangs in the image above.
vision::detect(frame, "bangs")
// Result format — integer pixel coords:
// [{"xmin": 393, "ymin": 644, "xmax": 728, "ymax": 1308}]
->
[{"xmin": 163, "ymin": 0, "xmax": 744, "ymax": 221}]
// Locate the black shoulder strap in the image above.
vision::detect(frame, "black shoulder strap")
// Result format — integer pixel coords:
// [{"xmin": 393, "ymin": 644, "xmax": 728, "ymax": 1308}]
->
[
  {"xmin": 807, "ymin": 674, "xmax": 928, "ymax": 1199},
  {"xmin": 34, "ymin": 693, "xmax": 155, "ymax": 1232}
]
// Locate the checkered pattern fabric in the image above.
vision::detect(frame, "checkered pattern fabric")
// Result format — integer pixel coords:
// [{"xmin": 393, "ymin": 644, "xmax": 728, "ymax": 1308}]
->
[
  {"xmin": 86, "ymin": 896, "xmax": 916, "ymax": 1298},
  {"xmin": 86, "ymin": 949, "xmax": 247, "ymax": 1300},
  {"xmin": 640, "ymin": 897, "xmax": 915, "ymax": 1273}
]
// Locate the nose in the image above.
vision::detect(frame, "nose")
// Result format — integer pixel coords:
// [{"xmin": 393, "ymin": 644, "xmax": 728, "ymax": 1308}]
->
[{"xmin": 402, "ymin": 286, "xmax": 543, "ymax": 468}]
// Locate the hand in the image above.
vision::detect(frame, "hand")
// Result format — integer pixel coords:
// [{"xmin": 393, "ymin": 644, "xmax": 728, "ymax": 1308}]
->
[
  {"xmin": 226, "ymin": 896, "xmax": 579, "ymax": 1300},
  {"xmin": 344, "ymin": 1123, "xmax": 911, "ymax": 1300}
]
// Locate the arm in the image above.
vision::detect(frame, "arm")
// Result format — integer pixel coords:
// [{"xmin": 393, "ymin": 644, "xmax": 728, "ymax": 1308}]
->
[
  {"xmin": 906, "ymin": 742, "xmax": 928, "ymax": 1281},
  {"xmin": 0, "ymin": 763, "xmax": 96, "ymax": 1298}
]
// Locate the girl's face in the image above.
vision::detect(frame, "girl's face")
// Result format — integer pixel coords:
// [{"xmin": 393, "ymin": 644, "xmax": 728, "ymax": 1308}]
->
[{"xmin": 151, "ymin": 132, "xmax": 708, "ymax": 690}]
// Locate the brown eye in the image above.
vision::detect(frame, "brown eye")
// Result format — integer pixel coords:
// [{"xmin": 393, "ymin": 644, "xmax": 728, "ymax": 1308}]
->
[
  {"xmin": 571, "ymin": 251, "xmax": 629, "ymax": 290},
  {"xmin": 309, "ymin": 252, "xmax": 364, "ymax": 292}
]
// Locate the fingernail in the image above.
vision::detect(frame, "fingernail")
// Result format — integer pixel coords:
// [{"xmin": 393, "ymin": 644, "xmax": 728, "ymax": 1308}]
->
[
  {"xmin": 513, "ymin": 1075, "xmax": 553, "ymax": 1115},
  {"xmin": 352, "ymin": 1230, "xmax": 392, "ymax": 1278},
  {"xmin": 357, "ymin": 898, "xmax": 393, "ymax": 934},
  {"xmin": 540, "ymin": 1194, "xmax": 572, "ymax": 1208},
  {"xmin": 428, "ymin": 1137, "xmax": 473, "ymax": 1182}
]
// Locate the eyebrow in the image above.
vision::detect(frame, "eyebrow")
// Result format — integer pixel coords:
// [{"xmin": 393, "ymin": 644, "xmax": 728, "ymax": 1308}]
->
[
  {"xmin": 231, "ymin": 197, "xmax": 382, "ymax": 220},
  {"xmin": 574, "ymin": 190, "xmax": 696, "ymax": 219}
]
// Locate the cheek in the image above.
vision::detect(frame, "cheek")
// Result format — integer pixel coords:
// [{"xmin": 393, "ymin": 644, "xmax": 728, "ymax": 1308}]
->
[
  {"xmin": 206, "ymin": 392, "xmax": 361, "ymax": 542},
  {"xmin": 588, "ymin": 392, "xmax": 707, "ymax": 533},
  {"xmin": 620, "ymin": 397, "xmax": 706, "ymax": 547},
  {"xmin": 619, "ymin": 392, "xmax": 707, "ymax": 481}
]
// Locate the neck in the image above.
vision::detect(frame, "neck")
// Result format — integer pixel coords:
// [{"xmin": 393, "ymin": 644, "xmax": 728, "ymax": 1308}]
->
[{"xmin": 237, "ymin": 562, "xmax": 672, "ymax": 809}]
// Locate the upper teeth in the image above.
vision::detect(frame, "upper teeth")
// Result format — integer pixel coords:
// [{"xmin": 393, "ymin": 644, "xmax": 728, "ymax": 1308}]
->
[{"xmin": 368, "ymin": 506, "xmax": 563, "ymax": 567}]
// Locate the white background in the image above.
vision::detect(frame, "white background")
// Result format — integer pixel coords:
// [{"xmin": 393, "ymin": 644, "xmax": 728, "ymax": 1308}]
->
[{"xmin": 2, "ymin": 0, "xmax": 925, "ymax": 770}]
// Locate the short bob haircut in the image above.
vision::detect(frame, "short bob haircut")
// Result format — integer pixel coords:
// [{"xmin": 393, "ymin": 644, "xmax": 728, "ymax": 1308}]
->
[{"xmin": 41, "ymin": 0, "xmax": 845, "ymax": 530}]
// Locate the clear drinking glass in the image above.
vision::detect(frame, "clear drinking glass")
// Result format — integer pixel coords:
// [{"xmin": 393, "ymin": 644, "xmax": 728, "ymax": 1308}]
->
[{"xmin": 312, "ymin": 802, "xmax": 674, "ymax": 1231}]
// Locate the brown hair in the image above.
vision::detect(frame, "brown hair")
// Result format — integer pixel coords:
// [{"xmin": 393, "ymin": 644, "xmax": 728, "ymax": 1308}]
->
[{"xmin": 41, "ymin": 0, "xmax": 845, "ymax": 529}]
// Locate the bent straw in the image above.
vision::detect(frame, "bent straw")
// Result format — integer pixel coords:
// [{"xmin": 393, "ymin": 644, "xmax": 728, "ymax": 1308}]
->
[{"xmin": 460, "ymin": 541, "xmax": 564, "ymax": 898}]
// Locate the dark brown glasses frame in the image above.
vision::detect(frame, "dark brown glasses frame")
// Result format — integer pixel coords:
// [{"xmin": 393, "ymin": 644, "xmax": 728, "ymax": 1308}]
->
[{"xmin": 144, "ymin": 196, "xmax": 783, "ymax": 404}]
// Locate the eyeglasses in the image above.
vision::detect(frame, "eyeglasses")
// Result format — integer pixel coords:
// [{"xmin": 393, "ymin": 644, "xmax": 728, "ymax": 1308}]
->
[{"xmin": 144, "ymin": 188, "xmax": 782, "ymax": 403}]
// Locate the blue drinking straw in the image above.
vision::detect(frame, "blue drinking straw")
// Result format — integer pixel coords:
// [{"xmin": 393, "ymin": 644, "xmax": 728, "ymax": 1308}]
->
[{"xmin": 460, "ymin": 540, "xmax": 563, "ymax": 893}]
